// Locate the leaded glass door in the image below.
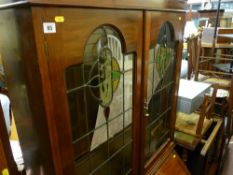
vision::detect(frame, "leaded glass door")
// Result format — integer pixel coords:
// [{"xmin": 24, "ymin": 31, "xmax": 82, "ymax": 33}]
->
[
  {"xmin": 65, "ymin": 26, "xmax": 134, "ymax": 174},
  {"xmin": 144, "ymin": 22, "xmax": 177, "ymax": 161},
  {"xmin": 40, "ymin": 8, "xmax": 142, "ymax": 175},
  {"xmin": 141, "ymin": 11, "xmax": 185, "ymax": 172}
]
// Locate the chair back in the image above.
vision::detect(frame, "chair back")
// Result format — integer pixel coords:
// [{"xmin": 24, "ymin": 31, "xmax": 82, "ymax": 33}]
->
[
  {"xmin": 196, "ymin": 84, "xmax": 218, "ymax": 136},
  {"xmin": 187, "ymin": 34, "xmax": 201, "ymax": 79}
]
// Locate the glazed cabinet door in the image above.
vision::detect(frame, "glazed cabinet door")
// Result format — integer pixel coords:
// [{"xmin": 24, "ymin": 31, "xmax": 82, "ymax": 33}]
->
[
  {"xmin": 32, "ymin": 8, "xmax": 142, "ymax": 175},
  {"xmin": 141, "ymin": 11, "xmax": 185, "ymax": 174}
]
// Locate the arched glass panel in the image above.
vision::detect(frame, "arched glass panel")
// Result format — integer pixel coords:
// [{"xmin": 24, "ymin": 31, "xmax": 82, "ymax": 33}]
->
[
  {"xmin": 145, "ymin": 22, "xmax": 176, "ymax": 161},
  {"xmin": 65, "ymin": 26, "xmax": 134, "ymax": 174}
]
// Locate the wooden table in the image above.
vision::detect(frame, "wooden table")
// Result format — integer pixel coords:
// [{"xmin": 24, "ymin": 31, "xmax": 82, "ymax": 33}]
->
[{"xmin": 177, "ymin": 79, "xmax": 211, "ymax": 114}]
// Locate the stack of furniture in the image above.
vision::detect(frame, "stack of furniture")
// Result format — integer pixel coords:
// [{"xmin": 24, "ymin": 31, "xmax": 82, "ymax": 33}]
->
[
  {"xmin": 184, "ymin": 29, "xmax": 233, "ymax": 174},
  {"xmin": 192, "ymin": 33, "xmax": 233, "ymax": 139},
  {"xmin": 175, "ymin": 81, "xmax": 220, "ymax": 151}
]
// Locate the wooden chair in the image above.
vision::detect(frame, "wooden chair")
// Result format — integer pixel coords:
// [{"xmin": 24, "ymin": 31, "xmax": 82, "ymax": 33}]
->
[
  {"xmin": 187, "ymin": 33, "xmax": 201, "ymax": 80},
  {"xmin": 187, "ymin": 31, "xmax": 233, "ymax": 140},
  {"xmin": 193, "ymin": 34, "xmax": 233, "ymax": 89},
  {"xmin": 186, "ymin": 33, "xmax": 232, "ymax": 88},
  {"xmin": 174, "ymin": 84, "xmax": 218, "ymax": 151}
]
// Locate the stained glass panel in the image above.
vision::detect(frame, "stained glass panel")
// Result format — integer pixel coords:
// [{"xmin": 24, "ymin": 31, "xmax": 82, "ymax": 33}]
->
[
  {"xmin": 145, "ymin": 22, "xmax": 176, "ymax": 161},
  {"xmin": 65, "ymin": 26, "xmax": 133, "ymax": 174}
]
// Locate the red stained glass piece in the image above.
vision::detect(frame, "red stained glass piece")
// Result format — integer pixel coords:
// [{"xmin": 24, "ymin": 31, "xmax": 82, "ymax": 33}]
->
[{"xmin": 104, "ymin": 107, "xmax": 110, "ymax": 120}]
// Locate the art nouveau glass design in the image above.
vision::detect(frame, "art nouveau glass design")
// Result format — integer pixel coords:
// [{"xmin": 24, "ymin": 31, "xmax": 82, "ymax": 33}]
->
[
  {"xmin": 65, "ymin": 26, "xmax": 133, "ymax": 174},
  {"xmin": 145, "ymin": 22, "xmax": 176, "ymax": 161}
]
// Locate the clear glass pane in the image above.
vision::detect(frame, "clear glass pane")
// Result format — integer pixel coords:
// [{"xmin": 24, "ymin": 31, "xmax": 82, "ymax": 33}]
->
[
  {"xmin": 149, "ymin": 48, "xmax": 155, "ymax": 63},
  {"xmin": 92, "ymin": 162, "xmax": 110, "ymax": 175},
  {"xmin": 124, "ymin": 109, "xmax": 132, "ymax": 129},
  {"xmin": 75, "ymin": 157, "xmax": 90, "ymax": 175},
  {"xmin": 109, "ymin": 131, "xmax": 124, "ymax": 156},
  {"xmin": 89, "ymin": 142, "xmax": 108, "ymax": 172},
  {"xmin": 124, "ymin": 70, "xmax": 133, "ymax": 110},
  {"xmin": 124, "ymin": 125, "xmax": 132, "ymax": 142},
  {"xmin": 123, "ymin": 143, "xmax": 132, "ymax": 174},
  {"xmin": 108, "ymin": 115, "xmax": 124, "ymax": 140},
  {"xmin": 124, "ymin": 54, "xmax": 133, "ymax": 71},
  {"xmin": 90, "ymin": 123, "xmax": 108, "ymax": 151},
  {"xmin": 109, "ymin": 151, "xmax": 124, "ymax": 175},
  {"xmin": 147, "ymin": 57, "xmax": 160, "ymax": 101}
]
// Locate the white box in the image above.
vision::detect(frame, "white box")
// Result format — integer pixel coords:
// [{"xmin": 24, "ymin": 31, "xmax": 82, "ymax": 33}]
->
[{"xmin": 177, "ymin": 79, "xmax": 211, "ymax": 114}]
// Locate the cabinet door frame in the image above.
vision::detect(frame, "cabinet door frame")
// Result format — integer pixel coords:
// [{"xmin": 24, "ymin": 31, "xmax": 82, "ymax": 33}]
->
[
  {"xmin": 141, "ymin": 11, "xmax": 185, "ymax": 174},
  {"xmin": 33, "ymin": 7, "xmax": 143, "ymax": 175}
]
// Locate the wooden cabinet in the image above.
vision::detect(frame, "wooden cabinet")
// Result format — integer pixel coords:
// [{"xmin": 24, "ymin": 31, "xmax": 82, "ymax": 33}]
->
[{"xmin": 0, "ymin": 1, "xmax": 187, "ymax": 175}]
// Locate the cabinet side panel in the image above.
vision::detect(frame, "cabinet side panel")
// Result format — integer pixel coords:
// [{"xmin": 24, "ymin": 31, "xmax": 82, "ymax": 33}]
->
[{"xmin": 0, "ymin": 7, "xmax": 55, "ymax": 174}]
